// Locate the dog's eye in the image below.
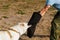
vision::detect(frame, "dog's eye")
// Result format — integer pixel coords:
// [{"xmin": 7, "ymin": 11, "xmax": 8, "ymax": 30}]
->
[{"xmin": 20, "ymin": 24, "xmax": 24, "ymax": 26}]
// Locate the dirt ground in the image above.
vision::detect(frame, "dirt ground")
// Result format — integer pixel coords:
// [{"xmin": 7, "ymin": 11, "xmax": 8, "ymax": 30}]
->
[{"xmin": 0, "ymin": 0, "xmax": 57, "ymax": 40}]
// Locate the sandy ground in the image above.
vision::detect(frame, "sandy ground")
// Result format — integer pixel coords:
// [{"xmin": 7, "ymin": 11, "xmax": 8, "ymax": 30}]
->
[{"xmin": 0, "ymin": 0, "xmax": 57, "ymax": 40}]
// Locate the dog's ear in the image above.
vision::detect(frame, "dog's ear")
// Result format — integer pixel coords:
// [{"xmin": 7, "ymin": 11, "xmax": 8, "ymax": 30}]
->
[
  {"xmin": 18, "ymin": 23, "xmax": 25, "ymax": 27},
  {"xmin": 20, "ymin": 24, "xmax": 24, "ymax": 26}
]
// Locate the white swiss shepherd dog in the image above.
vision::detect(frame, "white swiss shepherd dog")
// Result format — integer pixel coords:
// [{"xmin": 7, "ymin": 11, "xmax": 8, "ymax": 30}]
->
[{"xmin": 0, "ymin": 22, "xmax": 31, "ymax": 40}]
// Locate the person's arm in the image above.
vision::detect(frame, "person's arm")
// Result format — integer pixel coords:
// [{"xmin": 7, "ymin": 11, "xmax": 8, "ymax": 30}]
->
[
  {"xmin": 27, "ymin": 5, "xmax": 51, "ymax": 38},
  {"xmin": 40, "ymin": 5, "xmax": 51, "ymax": 16}
]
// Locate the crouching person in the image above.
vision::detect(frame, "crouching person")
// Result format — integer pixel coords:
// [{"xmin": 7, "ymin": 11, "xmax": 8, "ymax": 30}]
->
[{"xmin": 27, "ymin": 0, "xmax": 60, "ymax": 40}]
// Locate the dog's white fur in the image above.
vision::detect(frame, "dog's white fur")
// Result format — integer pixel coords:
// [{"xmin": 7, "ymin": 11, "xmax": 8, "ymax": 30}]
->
[{"xmin": 0, "ymin": 22, "xmax": 31, "ymax": 40}]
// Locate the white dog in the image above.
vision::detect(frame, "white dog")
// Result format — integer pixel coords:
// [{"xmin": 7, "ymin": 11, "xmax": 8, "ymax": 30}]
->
[{"xmin": 0, "ymin": 22, "xmax": 31, "ymax": 40}]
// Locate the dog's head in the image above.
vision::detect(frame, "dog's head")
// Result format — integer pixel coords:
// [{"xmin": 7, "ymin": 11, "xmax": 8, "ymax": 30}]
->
[{"xmin": 17, "ymin": 22, "xmax": 31, "ymax": 35}]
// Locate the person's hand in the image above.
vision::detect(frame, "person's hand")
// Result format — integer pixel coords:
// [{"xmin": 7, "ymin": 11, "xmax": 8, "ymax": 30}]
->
[{"xmin": 40, "ymin": 5, "xmax": 51, "ymax": 16}]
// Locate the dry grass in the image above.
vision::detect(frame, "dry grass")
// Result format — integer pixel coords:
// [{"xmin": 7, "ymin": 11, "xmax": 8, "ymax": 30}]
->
[{"xmin": 0, "ymin": 0, "xmax": 57, "ymax": 40}]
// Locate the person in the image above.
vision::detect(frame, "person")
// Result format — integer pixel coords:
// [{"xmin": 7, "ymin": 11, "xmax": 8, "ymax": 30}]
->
[
  {"xmin": 38, "ymin": 0, "xmax": 60, "ymax": 40},
  {"xmin": 40, "ymin": 0, "xmax": 60, "ymax": 40},
  {"xmin": 27, "ymin": 0, "xmax": 60, "ymax": 40}
]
